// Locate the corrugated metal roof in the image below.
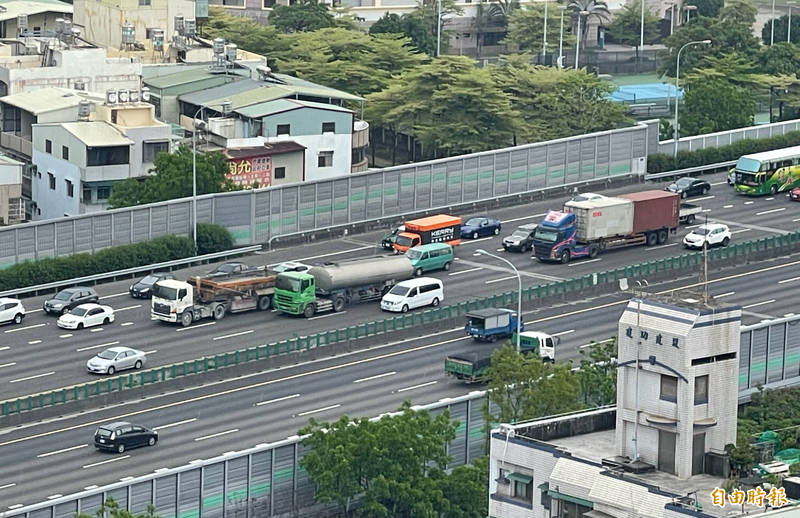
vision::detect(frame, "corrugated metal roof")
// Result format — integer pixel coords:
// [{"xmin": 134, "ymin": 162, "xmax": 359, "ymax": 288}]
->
[
  {"xmin": 60, "ymin": 121, "xmax": 133, "ymax": 147},
  {"xmin": 589, "ymin": 474, "xmax": 672, "ymax": 518},
  {"xmin": 143, "ymin": 68, "xmax": 235, "ymax": 90},
  {"xmin": 0, "ymin": 0, "xmax": 71, "ymax": 22},
  {"xmin": 1, "ymin": 88, "xmax": 104, "ymax": 115},
  {"xmin": 292, "ymin": 99, "xmax": 353, "ymax": 113},
  {"xmin": 234, "ymin": 98, "xmax": 353, "ymax": 119},
  {"xmin": 178, "ymin": 79, "xmax": 265, "ymax": 106}
]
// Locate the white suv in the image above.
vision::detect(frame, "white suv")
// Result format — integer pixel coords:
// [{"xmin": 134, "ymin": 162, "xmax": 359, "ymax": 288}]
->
[
  {"xmin": 0, "ymin": 297, "xmax": 24, "ymax": 325},
  {"xmin": 683, "ymin": 223, "xmax": 731, "ymax": 249}
]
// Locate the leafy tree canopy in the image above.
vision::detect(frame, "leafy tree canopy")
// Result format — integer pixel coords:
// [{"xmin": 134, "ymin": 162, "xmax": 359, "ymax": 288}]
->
[
  {"xmin": 761, "ymin": 14, "xmax": 800, "ymax": 45},
  {"xmin": 680, "ymin": 78, "xmax": 754, "ymax": 136},
  {"xmin": 605, "ymin": 2, "xmax": 660, "ymax": 53},
  {"xmin": 108, "ymin": 147, "xmax": 236, "ymax": 209},
  {"xmin": 505, "ymin": 4, "xmax": 575, "ymax": 54},
  {"xmin": 576, "ymin": 338, "xmax": 618, "ymax": 407},
  {"xmin": 369, "ymin": 11, "xmax": 439, "ymax": 56},
  {"xmin": 269, "ymin": 0, "xmax": 336, "ymax": 33},
  {"xmin": 204, "ymin": 6, "xmax": 290, "ymax": 57},
  {"xmin": 76, "ymin": 497, "xmax": 158, "ymax": 518},
  {"xmin": 684, "ymin": 0, "xmax": 724, "ymax": 18},
  {"xmin": 760, "ymin": 42, "xmax": 800, "ymax": 75}
]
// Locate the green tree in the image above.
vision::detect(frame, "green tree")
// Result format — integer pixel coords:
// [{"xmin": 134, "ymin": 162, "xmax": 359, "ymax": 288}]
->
[
  {"xmin": 369, "ymin": 11, "xmax": 406, "ymax": 34},
  {"xmin": 366, "ymin": 56, "xmax": 519, "ymax": 157},
  {"xmin": 196, "ymin": 223, "xmax": 234, "ymax": 254},
  {"xmin": 760, "ymin": 42, "xmax": 800, "ymax": 75},
  {"xmin": 437, "ymin": 456, "xmax": 489, "ymax": 518},
  {"xmin": 369, "ymin": 11, "xmax": 441, "ymax": 56},
  {"xmin": 761, "ymin": 14, "xmax": 800, "ymax": 45},
  {"xmin": 680, "ymin": 78, "xmax": 754, "ymax": 135},
  {"xmin": 576, "ymin": 338, "xmax": 617, "ymax": 406},
  {"xmin": 505, "ymin": 4, "xmax": 571, "ymax": 54},
  {"xmin": 108, "ymin": 147, "xmax": 236, "ymax": 209},
  {"xmin": 719, "ymin": 0, "xmax": 757, "ymax": 25},
  {"xmin": 269, "ymin": 0, "xmax": 335, "ymax": 33},
  {"xmin": 75, "ymin": 497, "xmax": 158, "ymax": 518},
  {"xmin": 204, "ymin": 6, "xmax": 290, "ymax": 58},
  {"xmin": 605, "ymin": 3, "xmax": 660, "ymax": 64},
  {"xmin": 684, "ymin": 0, "xmax": 724, "ymax": 18}
]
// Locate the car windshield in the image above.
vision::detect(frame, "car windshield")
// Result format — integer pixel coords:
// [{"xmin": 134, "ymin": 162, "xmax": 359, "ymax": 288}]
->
[
  {"xmin": 54, "ymin": 291, "xmax": 74, "ymax": 301},
  {"xmin": 97, "ymin": 349, "xmax": 118, "ymax": 360},
  {"xmin": 676, "ymin": 177, "xmax": 694, "ymax": 187},
  {"xmin": 512, "ymin": 229, "xmax": 531, "ymax": 238},
  {"xmin": 70, "ymin": 307, "xmax": 90, "ymax": 317},
  {"xmin": 275, "ymin": 276, "xmax": 301, "ymax": 292},
  {"xmin": 96, "ymin": 427, "xmax": 113, "ymax": 437},
  {"xmin": 395, "ymin": 235, "xmax": 413, "ymax": 247},
  {"xmin": 735, "ymin": 172, "xmax": 761, "ymax": 186},
  {"xmin": 406, "ymin": 249, "xmax": 423, "ymax": 261},
  {"xmin": 534, "ymin": 229, "xmax": 559, "ymax": 243},
  {"xmin": 736, "ymin": 157, "xmax": 761, "ymax": 173},
  {"xmin": 140, "ymin": 275, "xmax": 159, "ymax": 284},
  {"xmin": 152, "ymin": 284, "xmax": 177, "ymax": 300},
  {"xmin": 465, "ymin": 218, "xmax": 483, "ymax": 226},
  {"xmin": 216, "ymin": 264, "xmax": 237, "ymax": 273},
  {"xmin": 693, "ymin": 227, "xmax": 711, "ymax": 236},
  {"xmin": 388, "ymin": 285, "xmax": 410, "ymax": 296}
]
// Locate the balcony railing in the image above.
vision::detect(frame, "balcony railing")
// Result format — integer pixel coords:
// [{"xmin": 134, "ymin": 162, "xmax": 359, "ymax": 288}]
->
[{"xmin": 0, "ymin": 133, "xmax": 32, "ymax": 158}]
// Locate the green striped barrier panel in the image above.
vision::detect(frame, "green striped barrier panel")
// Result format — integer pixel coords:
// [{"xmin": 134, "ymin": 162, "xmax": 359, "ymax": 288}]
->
[{"xmin": 1, "ymin": 231, "xmax": 798, "ymax": 417}]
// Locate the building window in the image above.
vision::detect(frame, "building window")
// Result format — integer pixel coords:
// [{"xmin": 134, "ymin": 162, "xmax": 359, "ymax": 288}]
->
[
  {"xmin": 695, "ymin": 375, "xmax": 709, "ymax": 405},
  {"xmin": 65, "ymin": 179, "xmax": 74, "ymax": 198},
  {"xmin": 62, "ymin": 145, "xmax": 69, "ymax": 160},
  {"xmin": 276, "ymin": 124, "xmax": 290, "ymax": 136},
  {"xmin": 143, "ymin": 141, "xmax": 169, "ymax": 163},
  {"xmin": 222, "ymin": 0, "xmax": 245, "ymax": 5},
  {"xmin": 139, "ymin": 0, "xmax": 150, "ymax": 5},
  {"xmin": 45, "ymin": 139, "xmax": 52, "ymax": 154},
  {"xmin": 322, "ymin": 121, "xmax": 335, "ymax": 133},
  {"xmin": 660, "ymin": 374, "xmax": 678, "ymax": 403},
  {"xmin": 262, "ymin": 0, "xmax": 276, "ymax": 7},
  {"xmin": 97, "ymin": 186, "xmax": 111, "ymax": 200},
  {"xmin": 541, "ymin": 487, "xmax": 551, "ymax": 510},
  {"xmin": 483, "ymin": 31, "xmax": 507, "ymax": 46},
  {"xmin": 48, "ymin": 172, "xmax": 55, "ymax": 190},
  {"xmin": 83, "ymin": 187, "xmax": 92, "ymax": 202},
  {"xmin": 274, "ymin": 166, "xmax": 286, "ymax": 179},
  {"xmin": 318, "ymin": 151, "xmax": 333, "ymax": 167},
  {"xmin": 87, "ymin": 146, "xmax": 129, "ymax": 166}
]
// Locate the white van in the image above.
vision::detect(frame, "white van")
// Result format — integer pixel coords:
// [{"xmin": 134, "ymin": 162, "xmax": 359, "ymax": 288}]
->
[{"xmin": 380, "ymin": 277, "xmax": 444, "ymax": 313}]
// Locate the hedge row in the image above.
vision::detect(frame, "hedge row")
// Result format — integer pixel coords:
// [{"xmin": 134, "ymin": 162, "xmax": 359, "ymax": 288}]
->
[
  {"xmin": 0, "ymin": 235, "xmax": 195, "ymax": 291},
  {"xmin": 197, "ymin": 223, "xmax": 234, "ymax": 255},
  {"xmin": 647, "ymin": 130, "xmax": 800, "ymax": 173}
]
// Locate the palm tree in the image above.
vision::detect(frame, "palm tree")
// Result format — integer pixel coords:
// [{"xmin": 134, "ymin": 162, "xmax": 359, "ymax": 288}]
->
[
  {"xmin": 567, "ymin": 0, "xmax": 610, "ymax": 49},
  {"xmin": 475, "ymin": 0, "xmax": 519, "ymax": 56}
]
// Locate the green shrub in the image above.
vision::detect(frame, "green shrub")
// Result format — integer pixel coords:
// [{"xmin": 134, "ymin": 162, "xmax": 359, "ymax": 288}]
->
[
  {"xmin": 0, "ymin": 235, "xmax": 195, "ymax": 291},
  {"xmin": 647, "ymin": 130, "xmax": 800, "ymax": 173},
  {"xmin": 196, "ymin": 223, "xmax": 235, "ymax": 255}
]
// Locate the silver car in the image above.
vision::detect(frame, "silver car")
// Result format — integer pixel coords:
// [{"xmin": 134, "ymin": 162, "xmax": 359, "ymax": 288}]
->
[{"xmin": 87, "ymin": 346, "xmax": 147, "ymax": 375}]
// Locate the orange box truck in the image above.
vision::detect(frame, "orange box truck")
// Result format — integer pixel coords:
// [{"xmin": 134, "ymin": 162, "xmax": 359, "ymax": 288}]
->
[{"xmin": 393, "ymin": 214, "xmax": 462, "ymax": 253}]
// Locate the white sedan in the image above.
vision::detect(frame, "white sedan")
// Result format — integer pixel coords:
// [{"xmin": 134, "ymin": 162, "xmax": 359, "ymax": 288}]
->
[
  {"xmin": 57, "ymin": 303, "xmax": 115, "ymax": 330},
  {"xmin": 87, "ymin": 346, "xmax": 146, "ymax": 375},
  {"xmin": 683, "ymin": 223, "xmax": 731, "ymax": 249}
]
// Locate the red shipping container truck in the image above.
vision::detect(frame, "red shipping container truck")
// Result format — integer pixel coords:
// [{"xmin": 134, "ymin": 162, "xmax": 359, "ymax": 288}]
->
[{"xmin": 617, "ymin": 190, "xmax": 680, "ymax": 234}]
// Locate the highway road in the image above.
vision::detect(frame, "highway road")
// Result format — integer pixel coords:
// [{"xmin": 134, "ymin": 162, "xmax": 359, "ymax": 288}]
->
[
  {"xmin": 0, "ymin": 171, "xmax": 796, "ymax": 402},
  {"xmin": 1, "ymin": 254, "xmax": 800, "ymax": 509}
]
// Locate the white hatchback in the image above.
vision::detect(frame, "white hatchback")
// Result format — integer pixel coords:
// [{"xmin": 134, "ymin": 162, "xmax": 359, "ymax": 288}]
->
[
  {"xmin": 0, "ymin": 297, "xmax": 25, "ymax": 325},
  {"xmin": 381, "ymin": 277, "xmax": 444, "ymax": 313},
  {"xmin": 683, "ymin": 223, "xmax": 731, "ymax": 249},
  {"xmin": 57, "ymin": 303, "xmax": 115, "ymax": 330}
]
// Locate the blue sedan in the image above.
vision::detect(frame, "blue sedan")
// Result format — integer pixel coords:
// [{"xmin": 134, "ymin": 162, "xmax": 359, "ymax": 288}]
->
[{"xmin": 461, "ymin": 217, "xmax": 502, "ymax": 239}]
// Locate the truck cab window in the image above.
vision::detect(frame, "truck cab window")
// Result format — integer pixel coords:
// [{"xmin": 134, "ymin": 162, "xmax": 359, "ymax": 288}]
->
[
  {"xmin": 301, "ymin": 279, "xmax": 311, "ymax": 291},
  {"xmin": 179, "ymin": 289, "xmax": 187, "ymax": 299}
]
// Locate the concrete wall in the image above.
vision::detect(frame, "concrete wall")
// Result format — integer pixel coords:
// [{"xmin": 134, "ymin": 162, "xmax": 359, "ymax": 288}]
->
[
  {"xmin": 31, "ymin": 149, "xmax": 81, "ymax": 219},
  {"xmin": 271, "ymin": 150, "xmax": 304, "ymax": 186}
]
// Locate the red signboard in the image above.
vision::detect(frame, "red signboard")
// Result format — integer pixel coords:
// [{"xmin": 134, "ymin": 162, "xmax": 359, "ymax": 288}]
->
[{"xmin": 227, "ymin": 155, "xmax": 272, "ymax": 187}]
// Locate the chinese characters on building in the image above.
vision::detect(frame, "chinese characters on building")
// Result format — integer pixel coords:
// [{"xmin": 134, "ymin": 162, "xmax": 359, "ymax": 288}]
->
[
  {"xmin": 227, "ymin": 156, "xmax": 272, "ymax": 187},
  {"xmin": 710, "ymin": 487, "xmax": 789, "ymax": 508},
  {"xmin": 624, "ymin": 326, "xmax": 680, "ymax": 349}
]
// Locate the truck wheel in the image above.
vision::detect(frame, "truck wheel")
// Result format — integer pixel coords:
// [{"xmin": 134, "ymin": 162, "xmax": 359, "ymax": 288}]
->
[
  {"xmin": 646, "ymin": 232, "xmax": 658, "ymax": 246},
  {"xmin": 213, "ymin": 304, "xmax": 226, "ymax": 320},
  {"xmin": 559, "ymin": 250, "xmax": 570, "ymax": 264},
  {"xmin": 180, "ymin": 311, "xmax": 193, "ymax": 327},
  {"xmin": 657, "ymin": 230, "xmax": 668, "ymax": 244},
  {"xmin": 303, "ymin": 304, "xmax": 316, "ymax": 318},
  {"xmin": 588, "ymin": 246, "xmax": 599, "ymax": 259},
  {"xmin": 333, "ymin": 297, "xmax": 346, "ymax": 312},
  {"xmin": 686, "ymin": 214, "xmax": 695, "ymax": 224},
  {"xmin": 257, "ymin": 296, "xmax": 271, "ymax": 311},
  {"xmin": 771, "ymin": 184, "xmax": 778, "ymax": 195},
  {"xmin": 443, "ymin": 262, "xmax": 451, "ymax": 271}
]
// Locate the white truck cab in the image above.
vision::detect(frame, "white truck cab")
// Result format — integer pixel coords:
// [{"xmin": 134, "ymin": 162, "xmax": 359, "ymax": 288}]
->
[{"xmin": 151, "ymin": 279, "xmax": 194, "ymax": 324}]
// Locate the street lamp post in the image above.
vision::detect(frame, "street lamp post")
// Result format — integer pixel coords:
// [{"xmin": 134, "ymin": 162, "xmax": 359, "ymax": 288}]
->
[
  {"xmin": 670, "ymin": 3, "xmax": 675, "ymax": 35},
  {"xmin": 542, "ymin": 0, "xmax": 549, "ymax": 63},
  {"xmin": 476, "ymin": 249, "xmax": 522, "ymax": 352},
  {"xmin": 436, "ymin": 0, "xmax": 442, "ymax": 57},
  {"xmin": 192, "ymin": 99, "xmax": 232, "ymax": 250},
  {"xmin": 673, "ymin": 40, "xmax": 711, "ymax": 159},
  {"xmin": 789, "ymin": 3, "xmax": 795, "ymax": 43},
  {"xmin": 558, "ymin": 5, "xmax": 567, "ymax": 68},
  {"xmin": 683, "ymin": 4, "xmax": 697, "ymax": 23},
  {"xmin": 639, "ymin": 0, "xmax": 645, "ymax": 72},
  {"xmin": 574, "ymin": 10, "xmax": 588, "ymax": 70},
  {"xmin": 771, "ymin": 0, "xmax": 776, "ymax": 45}
]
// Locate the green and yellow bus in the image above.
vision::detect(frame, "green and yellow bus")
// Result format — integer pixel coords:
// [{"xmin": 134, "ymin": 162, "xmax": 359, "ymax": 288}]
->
[{"xmin": 732, "ymin": 146, "xmax": 800, "ymax": 196}]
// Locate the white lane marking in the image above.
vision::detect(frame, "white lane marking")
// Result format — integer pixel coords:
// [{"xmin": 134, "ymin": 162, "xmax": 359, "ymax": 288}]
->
[
  {"xmin": 28, "ymin": 309, "xmax": 43, "ymax": 314},
  {"xmin": 778, "ymin": 276, "xmax": 800, "ymax": 284},
  {"xmin": 354, "ymin": 371, "xmax": 397, "ymax": 384},
  {"xmin": 0, "ymin": 346, "xmax": 8, "ymax": 351},
  {"xmin": 709, "ymin": 182, "xmax": 727, "ymax": 186},
  {"xmin": 28, "ymin": 339, "xmax": 42, "ymax": 345},
  {"xmin": 99, "ymin": 292, "xmax": 129, "ymax": 300},
  {"xmin": 308, "ymin": 311, "xmax": 347, "ymax": 321},
  {"xmin": 256, "ymin": 394, "xmax": 301, "ymax": 407},
  {"xmin": 84, "ymin": 485, "xmax": 99, "ymax": 490},
  {"xmin": 701, "ymin": 209, "xmax": 712, "ymax": 213},
  {"xmin": 153, "ymin": 418, "xmax": 197, "ymax": 431},
  {"xmin": 120, "ymin": 322, "xmax": 134, "ymax": 327},
  {"xmin": 82, "ymin": 455, "xmax": 130, "ymax": 469},
  {"xmin": 502, "ymin": 213, "xmax": 546, "ymax": 224},
  {"xmin": 194, "ymin": 429, "xmax": 239, "ymax": 442},
  {"xmin": 742, "ymin": 299, "xmax": 776, "ymax": 309},
  {"xmin": 213, "ymin": 329, "xmax": 254, "ymax": 341},
  {"xmin": 496, "ymin": 248, "xmax": 505, "ymax": 252},
  {"xmin": 37, "ymin": 444, "xmax": 88, "ymax": 458},
  {"xmin": 690, "ymin": 195, "xmax": 715, "ymax": 202},
  {"xmin": 448, "ymin": 267, "xmax": 482, "ymax": 276},
  {"xmin": 8, "ymin": 505, "xmax": 23, "ymax": 510},
  {"xmin": 713, "ymin": 291, "xmax": 735, "ymax": 299},
  {"xmin": 59, "ymin": 334, "xmax": 73, "ymax": 338},
  {"xmin": 0, "ymin": 362, "xmax": 16, "ymax": 369},
  {"xmin": 463, "ymin": 237, "xmax": 496, "ymax": 246},
  {"xmin": 4, "ymin": 323, "xmax": 46, "ymax": 334},
  {"xmin": 47, "ymin": 494, "xmax": 63, "ymax": 499},
  {"xmin": 579, "ymin": 343, "xmax": 597, "ymax": 349},
  {"xmin": 646, "ymin": 243, "xmax": 678, "ymax": 250},
  {"xmin": 765, "ymin": 197, "xmax": 775, "ymax": 201},
  {"xmin": 485, "ymin": 275, "xmax": 517, "ymax": 284},
  {"xmin": 292, "ymin": 245, "xmax": 373, "ymax": 264},
  {"xmin": 144, "ymin": 349, "xmax": 157, "ymax": 355},
  {"xmin": 730, "ymin": 229, "xmax": 751, "ymax": 234},
  {"xmin": 552, "ymin": 329, "xmax": 575, "ymax": 337},
  {"xmin": 723, "ymin": 205, "xmax": 733, "ymax": 208},
  {"xmin": 76, "ymin": 340, "xmax": 119, "ymax": 352},
  {"xmin": 744, "ymin": 201, "xmax": 754, "ymax": 205},
  {"xmin": 176, "ymin": 322, "xmax": 216, "ymax": 332},
  {"xmin": 0, "ymin": 483, "xmax": 15, "ymax": 490},
  {"xmin": 570, "ymin": 258, "xmax": 601, "ymax": 266},
  {"xmin": 397, "ymin": 380, "xmax": 437, "ymax": 393},
  {"xmin": 9, "ymin": 371, "xmax": 55, "ymax": 383},
  {"xmin": 115, "ymin": 305, "xmax": 141, "ymax": 312},
  {"xmin": 793, "ymin": 217, "xmax": 800, "ymax": 222},
  {"xmin": 756, "ymin": 207, "xmax": 786, "ymax": 216},
  {"xmin": 297, "ymin": 404, "xmax": 341, "ymax": 417},
  {"xmin": 119, "ymin": 477, "xmax": 134, "ymax": 482},
  {"xmin": 89, "ymin": 328, "xmax": 105, "ymax": 333}
]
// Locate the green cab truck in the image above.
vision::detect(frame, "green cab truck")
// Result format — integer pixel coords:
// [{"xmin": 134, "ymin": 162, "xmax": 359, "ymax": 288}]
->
[
  {"xmin": 444, "ymin": 331, "xmax": 559, "ymax": 382},
  {"xmin": 272, "ymin": 255, "xmax": 414, "ymax": 318}
]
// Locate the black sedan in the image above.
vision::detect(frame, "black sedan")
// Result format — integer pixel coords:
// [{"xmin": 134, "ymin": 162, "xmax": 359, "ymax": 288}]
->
[
  {"xmin": 207, "ymin": 261, "xmax": 251, "ymax": 278},
  {"xmin": 665, "ymin": 177, "xmax": 711, "ymax": 198},
  {"xmin": 129, "ymin": 272, "xmax": 175, "ymax": 298},
  {"xmin": 94, "ymin": 421, "xmax": 158, "ymax": 453},
  {"xmin": 461, "ymin": 217, "xmax": 502, "ymax": 239}
]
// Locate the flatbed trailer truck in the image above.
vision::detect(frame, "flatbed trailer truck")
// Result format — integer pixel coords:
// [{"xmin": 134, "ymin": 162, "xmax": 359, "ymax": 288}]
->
[{"xmin": 445, "ymin": 331, "xmax": 559, "ymax": 382}]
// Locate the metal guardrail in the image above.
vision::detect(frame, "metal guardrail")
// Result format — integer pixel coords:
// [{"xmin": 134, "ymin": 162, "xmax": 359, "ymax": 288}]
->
[
  {"xmin": 3, "ymin": 232, "xmax": 799, "ymax": 418},
  {"xmin": 644, "ymin": 160, "xmax": 737, "ymax": 181},
  {"xmin": 0, "ymin": 245, "xmax": 263, "ymax": 299}
]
